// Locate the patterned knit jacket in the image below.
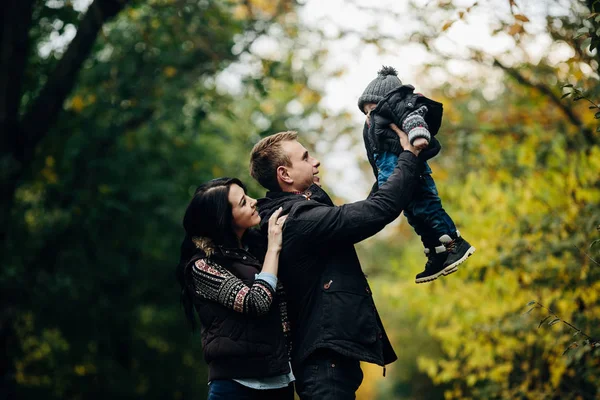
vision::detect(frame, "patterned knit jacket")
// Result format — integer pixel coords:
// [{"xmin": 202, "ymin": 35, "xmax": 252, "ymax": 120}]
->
[{"xmin": 186, "ymin": 237, "xmax": 291, "ymax": 382}]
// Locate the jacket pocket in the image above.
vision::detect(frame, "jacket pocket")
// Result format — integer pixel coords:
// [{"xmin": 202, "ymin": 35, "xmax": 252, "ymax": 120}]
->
[{"xmin": 321, "ymin": 279, "xmax": 378, "ymax": 345}]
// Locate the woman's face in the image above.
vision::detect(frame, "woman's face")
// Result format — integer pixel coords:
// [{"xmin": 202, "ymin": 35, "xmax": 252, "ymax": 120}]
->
[{"xmin": 229, "ymin": 184, "xmax": 260, "ymax": 237}]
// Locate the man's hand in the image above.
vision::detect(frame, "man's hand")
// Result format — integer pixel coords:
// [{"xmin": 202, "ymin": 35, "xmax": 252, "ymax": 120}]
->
[{"xmin": 390, "ymin": 123, "xmax": 421, "ymax": 156}]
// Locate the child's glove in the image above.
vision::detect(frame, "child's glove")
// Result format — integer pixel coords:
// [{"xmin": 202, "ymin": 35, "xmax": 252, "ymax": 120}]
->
[{"xmin": 402, "ymin": 106, "xmax": 431, "ymax": 146}]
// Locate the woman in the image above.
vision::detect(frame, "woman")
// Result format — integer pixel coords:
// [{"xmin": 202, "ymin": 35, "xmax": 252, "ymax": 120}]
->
[{"xmin": 176, "ymin": 177, "xmax": 294, "ymax": 399}]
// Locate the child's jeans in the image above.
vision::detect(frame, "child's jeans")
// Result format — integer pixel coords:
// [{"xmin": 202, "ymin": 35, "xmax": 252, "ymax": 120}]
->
[{"xmin": 375, "ymin": 152, "xmax": 457, "ymax": 248}]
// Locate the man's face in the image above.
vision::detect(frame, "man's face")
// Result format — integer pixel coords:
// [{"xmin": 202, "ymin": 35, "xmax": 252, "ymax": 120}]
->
[
  {"xmin": 363, "ymin": 102, "xmax": 377, "ymax": 127},
  {"xmin": 280, "ymin": 140, "xmax": 321, "ymax": 191}
]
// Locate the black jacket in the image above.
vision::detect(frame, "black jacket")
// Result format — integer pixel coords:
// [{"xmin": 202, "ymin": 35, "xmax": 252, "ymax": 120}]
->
[
  {"xmin": 364, "ymin": 85, "xmax": 443, "ymax": 181},
  {"xmin": 257, "ymin": 151, "xmax": 419, "ymax": 367},
  {"xmin": 187, "ymin": 243, "xmax": 290, "ymax": 382}
]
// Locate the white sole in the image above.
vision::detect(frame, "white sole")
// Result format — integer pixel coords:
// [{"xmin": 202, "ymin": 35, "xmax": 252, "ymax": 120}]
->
[{"xmin": 415, "ymin": 246, "xmax": 476, "ymax": 284}]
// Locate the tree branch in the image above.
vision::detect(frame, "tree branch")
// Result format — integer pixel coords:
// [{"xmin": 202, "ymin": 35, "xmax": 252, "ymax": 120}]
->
[
  {"xmin": 493, "ymin": 58, "xmax": 595, "ymax": 145},
  {"xmin": 19, "ymin": 0, "xmax": 129, "ymax": 165},
  {"xmin": 0, "ymin": 0, "xmax": 34, "ymax": 152}
]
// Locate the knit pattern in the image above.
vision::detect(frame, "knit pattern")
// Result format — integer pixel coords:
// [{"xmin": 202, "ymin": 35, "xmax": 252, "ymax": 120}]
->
[
  {"xmin": 191, "ymin": 258, "xmax": 275, "ymax": 316},
  {"xmin": 358, "ymin": 66, "xmax": 403, "ymax": 113},
  {"xmin": 402, "ymin": 105, "xmax": 431, "ymax": 144}
]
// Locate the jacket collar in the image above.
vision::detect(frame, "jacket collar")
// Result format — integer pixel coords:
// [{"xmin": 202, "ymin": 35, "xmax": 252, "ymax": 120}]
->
[
  {"xmin": 259, "ymin": 183, "xmax": 334, "ymax": 207},
  {"xmin": 191, "ymin": 236, "xmax": 261, "ymax": 266}
]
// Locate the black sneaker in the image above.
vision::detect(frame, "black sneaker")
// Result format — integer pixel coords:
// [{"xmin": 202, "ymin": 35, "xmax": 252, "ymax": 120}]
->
[
  {"xmin": 415, "ymin": 246, "xmax": 456, "ymax": 284},
  {"xmin": 440, "ymin": 232, "xmax": 475, "ymax": 271}
]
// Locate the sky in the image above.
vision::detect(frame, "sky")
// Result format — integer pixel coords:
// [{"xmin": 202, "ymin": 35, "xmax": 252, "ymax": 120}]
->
[
  {"xmin": 294, "ymin": 0, "xmax": 510, "ymax": 200},
  {"xmin": 43, "ymin": 0, "xmax": 572, "ymax": 201},
  {"xmin": 291, "ymin": 0, "xmax": 569, "ymax": 201}
]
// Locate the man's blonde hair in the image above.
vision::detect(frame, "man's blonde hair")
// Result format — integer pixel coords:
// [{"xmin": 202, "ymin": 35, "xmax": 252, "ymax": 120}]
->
[{"xmin": 249, "ymin": 131, "xmax": 298, "ymax": 191}]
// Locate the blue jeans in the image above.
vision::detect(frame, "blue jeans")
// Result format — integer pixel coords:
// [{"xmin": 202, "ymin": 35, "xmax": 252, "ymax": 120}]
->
[
  {"xmin": 375, "ymin": 152, "xmax": 456, "ymax": 248},
  {"xmin": 208, "ymin": 380, "xmax": 294, "ymax": 400},
  {"xmin": 294, "ymin": 349, "xmax": 363, "ymax": 400}
]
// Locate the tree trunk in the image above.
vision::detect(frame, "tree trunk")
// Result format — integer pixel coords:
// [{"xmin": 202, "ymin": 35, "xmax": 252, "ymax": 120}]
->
[{"xmin": 0, "ymin": 1, "xmax": 129, "ymax": 396}]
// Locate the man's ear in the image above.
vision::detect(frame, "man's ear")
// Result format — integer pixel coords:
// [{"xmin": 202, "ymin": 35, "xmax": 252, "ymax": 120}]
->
[{"xmin": 277, "ymin": 166, "xmax": 293, "ymax": 185}]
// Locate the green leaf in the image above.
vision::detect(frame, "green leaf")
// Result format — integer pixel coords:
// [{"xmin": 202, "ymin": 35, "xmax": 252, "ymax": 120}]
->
[
  {"xmin": 562, "ymin": 84, "xmax": 573, "ymax": 88},
  {"xmin": 595, "ymin": 112, "xmax": 600, "ymax": 119},
  {"xmin": 596, "ymin": 126, "xmax": 600, "ymax": 132},
  {"xmin": 561, "ymin": 92, "xmax": 571, "ymax": 99},
  {"xmin": 573, "ymin": 96, "xmax": 583, "ymax": 101},
  {"xmin": 589, "ymin": 105, "xmax": 597, "ymax": 109},
  {"xmin": 538, "ymin": 315, "xmax": 552, "ymax": 328},
  {"xmin": 526, "ymin": 300, "xmax": 536, "ymax": 306},
  {"xmin": 581, "ymin": 37, "xmax": 592, "ymax": 50},
  {"xmin": 548, "ymin": 318, "xmax": 561, "ymax": 326},
  {"xmin": 562, "ymin": 341, "xmax": 579, "ymax": 355}
]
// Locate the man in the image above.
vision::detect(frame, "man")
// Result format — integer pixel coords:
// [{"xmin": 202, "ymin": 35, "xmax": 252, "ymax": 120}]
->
[{"xmin": 249, "ymin": 125, "xmax": 423, "ymax": 399}]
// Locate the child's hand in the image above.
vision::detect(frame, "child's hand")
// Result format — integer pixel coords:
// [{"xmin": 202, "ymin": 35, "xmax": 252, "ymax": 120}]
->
[
  {"xmin": 413, "ymin": 137, "xmax": 429, "ymax": 150},
  {"xmin": 419, "ymin": 137, "xmax": 441, "ymax": 161}
]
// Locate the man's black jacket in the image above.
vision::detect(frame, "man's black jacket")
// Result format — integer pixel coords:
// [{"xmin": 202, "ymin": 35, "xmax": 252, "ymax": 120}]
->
[{"xmin": 257, "ymin": 151, "xmax": 419, "ymax": 368}]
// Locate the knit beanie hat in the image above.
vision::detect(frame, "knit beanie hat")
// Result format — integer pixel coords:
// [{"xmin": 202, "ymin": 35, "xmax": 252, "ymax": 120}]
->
[{"xmin": 357, "ymin": 66, "xmax": 403, "ymax": 114}]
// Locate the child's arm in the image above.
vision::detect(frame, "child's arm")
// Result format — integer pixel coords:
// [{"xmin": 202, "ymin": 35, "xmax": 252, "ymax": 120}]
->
[
  {"xmin": 403, "ymin": 105, "xmax": 431, "ymax": 149},
  {"xmin": 370, "ymin": 109, "xmax": 441, "ymax": 187}
]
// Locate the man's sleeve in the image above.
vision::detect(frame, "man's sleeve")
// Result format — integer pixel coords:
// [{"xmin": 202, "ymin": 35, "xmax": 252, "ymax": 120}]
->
[{"xmin": 291, "ymin": 150, "xmax": 419, "ymax": 246}]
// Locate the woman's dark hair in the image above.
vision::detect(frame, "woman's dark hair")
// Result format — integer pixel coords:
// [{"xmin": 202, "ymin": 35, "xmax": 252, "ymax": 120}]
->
[{"xmin": 176, "ymin": 177, "xmax": 247, "ymax": 330}]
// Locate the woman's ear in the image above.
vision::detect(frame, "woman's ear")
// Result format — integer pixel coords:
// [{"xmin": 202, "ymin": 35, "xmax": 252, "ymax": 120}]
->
[{"xmin": 277, "ymin": 165, "xmax": 293, "ymax": 185}]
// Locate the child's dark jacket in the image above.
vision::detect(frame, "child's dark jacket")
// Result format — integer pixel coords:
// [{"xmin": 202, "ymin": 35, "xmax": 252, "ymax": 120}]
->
[{"xmin": 363, "ymin": 84, "xmax": 443, "ymax": 180}]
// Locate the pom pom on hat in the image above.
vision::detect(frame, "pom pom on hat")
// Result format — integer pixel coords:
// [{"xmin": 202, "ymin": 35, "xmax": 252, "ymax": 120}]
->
[
  {"xmin": 377, "ymin": 66, "xmax": 398, "ymax": 77},
  {"xmin": 358, "ymin": 65, "xmax": 403, "ymax": 114}
]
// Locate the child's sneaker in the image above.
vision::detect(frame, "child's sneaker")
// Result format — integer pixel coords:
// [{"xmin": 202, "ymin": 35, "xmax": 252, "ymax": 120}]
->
[
  {"xmin": 439, "ymin": 231, "xmax": 475, "ymax": 271},
  {"xmin": 415, "ymin": 245, "xmax": 457, "ymax": 284}
]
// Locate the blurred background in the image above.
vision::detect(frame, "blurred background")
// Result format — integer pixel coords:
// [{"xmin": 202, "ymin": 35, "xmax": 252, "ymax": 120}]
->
[{"xmin": 1, "ymin": 0, "xmax": 599, "ymax": 398}]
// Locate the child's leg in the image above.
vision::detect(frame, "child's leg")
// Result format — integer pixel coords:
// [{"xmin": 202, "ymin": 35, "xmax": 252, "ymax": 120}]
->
[
  {"xmin": 403, "ymin": 163, "xmax": 457, "ymax": 246},
  {"xmin": 374, "ymin": 152, "xmax": 398, "ymax": 187},
  {"xmin": 405, "ymin": 163, "xmax": 475, "ymax": 284}
]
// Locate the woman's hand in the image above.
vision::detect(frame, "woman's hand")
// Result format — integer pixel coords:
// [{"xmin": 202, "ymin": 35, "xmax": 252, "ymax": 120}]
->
[
  {"xmin": 267, "ymin": 207, "xmax": 287, "ymax": 253},
  {"xmin": 389, "ymin": 123, "xmax": 421, "ymax": 156}
]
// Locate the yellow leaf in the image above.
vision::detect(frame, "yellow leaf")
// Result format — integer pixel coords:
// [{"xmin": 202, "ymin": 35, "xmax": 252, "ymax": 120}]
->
[
  {"xmin": 508, "ymin": 23, "xmax": 523, "ymax": 36},
  {"xmin": 514, "ymin": 14, "xmax": 530, "ymax": 22},
  {"xmin": 71, "ymin": 95, "xmax": 84, "ymax": 112},
  {"xmin": 164, "ymin": 66, "xmax": 177, "ymax": 78},
  {"xmin": 233, "ymin": 5, "xmax": 248, "ymax": 20},
  {"xmin": 442, "ymin": 20, "xmax": 455, "ymax": 32}
]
